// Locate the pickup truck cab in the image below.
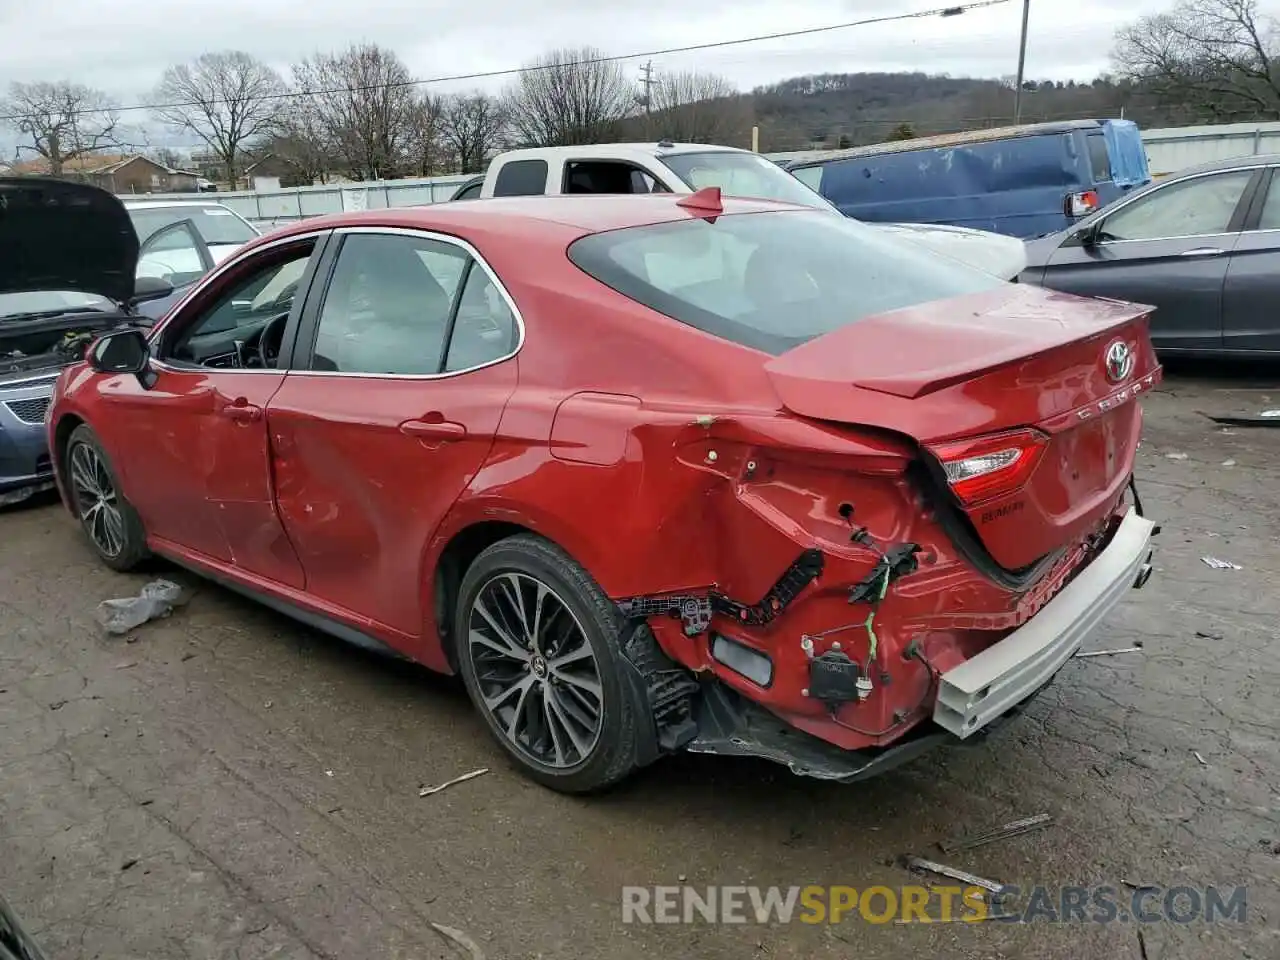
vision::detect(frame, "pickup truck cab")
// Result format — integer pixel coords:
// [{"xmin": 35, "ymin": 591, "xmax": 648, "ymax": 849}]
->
[{"xmin": 450, "ymin": 143, "xmax": 1029, "ymax": 279}]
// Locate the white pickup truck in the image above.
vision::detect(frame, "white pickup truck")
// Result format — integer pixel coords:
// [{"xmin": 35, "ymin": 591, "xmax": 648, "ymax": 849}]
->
[{"xmin": 448, "ymin": 142, "xmax": 1029, "ymax": 279}]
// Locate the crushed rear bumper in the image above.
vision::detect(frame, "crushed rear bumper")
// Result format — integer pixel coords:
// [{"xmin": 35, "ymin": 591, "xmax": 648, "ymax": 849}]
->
[{"xmin": 933, "ymin": 506, "xmax": 1156, "ymax": 738}]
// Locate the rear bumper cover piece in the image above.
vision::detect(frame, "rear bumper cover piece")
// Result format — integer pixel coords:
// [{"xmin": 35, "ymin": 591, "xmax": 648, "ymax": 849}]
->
[{"xmin": 933, "ymin": 506, "xmax": 1156, "ymax": 738}]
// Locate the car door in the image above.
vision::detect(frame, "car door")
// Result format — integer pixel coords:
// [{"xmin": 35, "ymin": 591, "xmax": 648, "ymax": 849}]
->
[
  {"xmin": 1038, "ymin": 167, "xmax": 1262, "ymax": 352},
  {"xmin": 1221, "ymin": 165, "xmax": 1280, "ymax": 353},
  {"xmin": 96, "ymin": 232, "xmax": 329, "ymax": 585},
  {"xmin": 267, "ymin": 228, "xmax": 521, "ymax": 641}
]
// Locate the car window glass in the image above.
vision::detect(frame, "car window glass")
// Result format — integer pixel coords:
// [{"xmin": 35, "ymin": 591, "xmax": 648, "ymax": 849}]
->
[
  {"xmin": 444, "ymin": 265, "xmax": 518, "ymax": 372},
  {"xmin": 568, "ymin": 209, "xmax": 1004, "ymax": 356},
  {"xmin": 136, "ymin": 222, "xmax": 206, "ymax": 288},
  {"xmin": 1100, "ymin": 171, "xmax": 1252, "ymax": 241},
  {"xmin": 1087, "ymin": 135, "xmax": 1112, "ymax": 183},
  {"xmin": 493, "ymin": 160, "xmax": 548, "ymax": 197},
  {"xmin": 129, "ymin": 206, "xmax": 257, "ymax": 246},
  {"xmin": 311, "ymin": 233, "xmax": 468, "ymax": 375},
  {"xmin": 1254, "ymin": 172, "xmax": 1280, "ymax": 230},
  {"xmin": 454, "ymin": 181, "xmax": 483, "ymax": 201},
  {"xmin": 565, "ymin": 161, "xmax": 660, "ymax": 194},
  {"xmin": 168, "ymin": 244, "xmax": 315, "ymax": 363},
  {"xmin": 661, "ymin": 151, "xmax": 834, "ymax": 210}
]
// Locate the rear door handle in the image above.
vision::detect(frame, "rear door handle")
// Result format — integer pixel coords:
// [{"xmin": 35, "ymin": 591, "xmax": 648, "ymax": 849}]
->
[
  {"xmin": 400, "ymin": 417, "xmax": 467, "ymax": 440},
  {"xmin": 1179, "ymin": 247, "xmax": 1226, "ymax": 257},
  {"xmin": 222, "ymin": 400, "xmax": 262, "ymax": 423}
]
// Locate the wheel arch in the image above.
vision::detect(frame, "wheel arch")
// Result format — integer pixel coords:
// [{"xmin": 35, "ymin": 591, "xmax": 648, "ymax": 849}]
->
[
  {"xmin": 51, "ymin": 412, "xmax": 86, "ymax": 515},
  {"xmin": 425, "ymin": 498, "xmax": 620, "ymax": 673}
]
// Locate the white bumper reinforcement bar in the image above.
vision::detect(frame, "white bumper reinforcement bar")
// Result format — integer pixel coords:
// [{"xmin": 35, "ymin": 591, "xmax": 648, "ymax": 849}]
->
[{"xmin": 933, "ymin": 507, "xmax": 1156, "ymax": 738}]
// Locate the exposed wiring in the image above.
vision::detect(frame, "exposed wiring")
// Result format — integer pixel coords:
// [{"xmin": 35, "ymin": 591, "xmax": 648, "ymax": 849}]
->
[
  {"xmin": 0, "ymin": 0, "xmax": 1011, "ymax": 123},
  {"xmin": 827, "ymin": 642, "xmax": 940, "ymax": 738}
]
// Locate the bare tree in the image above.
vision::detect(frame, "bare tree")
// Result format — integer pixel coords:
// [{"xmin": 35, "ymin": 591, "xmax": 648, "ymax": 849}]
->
[
  {"xmin": 153, "ymin": 52, "xmax": 286, "ymax": 187},
  {"xmin": 406, "ymin": 92, "xmax": 446, "ymax": 176},
  {"xmin": 273, "ymin": 87, "xmax": 333, "ymax": 185},
  {"xmin": 648, "ymin": 71, "xmax": 749, "ymax": 145},
  {"xmin": 504, "ymin": 47, "xmax": 633, "ymax": 146},
  {"xmin": 148, "ymin": 146, "xmax": 185, "ymax": 170},
  {"xmin": 291, "ymin": 43, "xmax": 419, "ymax": 180},
  {"xmin": 1114, "ymin": 0, "xmax": 1280, "ymax": 120},
  {"xmin": 0, "ymin": 81, "xmax": 121, "ymax": 176},
  {"xmin": 440, "ymin": 93, "xmax": 506, "ymax": 173}
]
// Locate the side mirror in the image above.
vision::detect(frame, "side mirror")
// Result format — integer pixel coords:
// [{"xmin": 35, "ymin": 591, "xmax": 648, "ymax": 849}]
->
[
  {"xmin": 88, "ymin": 329, "xmax": 151, "ymax": 379},
  {"xmin": 130, "ymin": 275, "xmax": 175, "ymax": 305},
  {"xmin": 1073, "ymin": 222, "xmax": 1100, "ymax": 248}
]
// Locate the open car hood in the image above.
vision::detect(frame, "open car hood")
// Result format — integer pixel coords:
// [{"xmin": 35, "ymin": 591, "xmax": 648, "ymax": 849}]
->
[
  {"xmin": 0, "ymin": 177, "xmax": 139, "ymax": 305},
  {"xmin": 873, "ymin": 222, "xmax": 1028, "ymax": 280}
]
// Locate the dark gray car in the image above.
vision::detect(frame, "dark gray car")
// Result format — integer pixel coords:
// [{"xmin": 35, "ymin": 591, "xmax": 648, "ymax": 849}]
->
[{"xmin": 1022, "ymin": 154, "xmax": 1280, "ymax": 356}]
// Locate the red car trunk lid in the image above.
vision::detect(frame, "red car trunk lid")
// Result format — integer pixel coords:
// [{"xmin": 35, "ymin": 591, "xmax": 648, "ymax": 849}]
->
[{"xmin": 764, "ymin": 284, "xmax": 1161, "ymax": 570}]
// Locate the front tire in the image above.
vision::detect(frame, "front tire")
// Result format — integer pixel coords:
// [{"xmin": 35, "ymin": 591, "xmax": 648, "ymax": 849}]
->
[
  {"xmin": 455, "ymin": 534, "xmax": 650, "ymax": 794},
  {"xmin": 64, "ymin": 424, "xmax": 148, "ymax": 572}
]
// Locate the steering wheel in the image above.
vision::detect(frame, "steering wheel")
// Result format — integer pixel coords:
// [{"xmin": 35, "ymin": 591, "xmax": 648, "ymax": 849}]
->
[{"xmin": 252, "ymin": 311, "xmax": 291, "ymax": 368}]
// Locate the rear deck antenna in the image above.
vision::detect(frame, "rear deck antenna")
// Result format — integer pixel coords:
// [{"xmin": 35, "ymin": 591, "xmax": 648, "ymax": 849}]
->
[{"xmin": 676, "ymin": 186, "xmax": 723, "ymax": 218}]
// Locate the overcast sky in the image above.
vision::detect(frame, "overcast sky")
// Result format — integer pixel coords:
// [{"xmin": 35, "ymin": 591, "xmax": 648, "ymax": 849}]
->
[{"xmin": 1, "ymin": 0, "xmax": 1187, "ymax": 108}]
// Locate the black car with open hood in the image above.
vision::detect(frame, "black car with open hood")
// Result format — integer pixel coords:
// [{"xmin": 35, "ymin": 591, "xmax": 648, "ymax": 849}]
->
[
  {"xmin": 0, "ymin": 177, "xmax": 175, "ymax": 378},
  {"xmin": 1, "ymin": 177, "xmax": 177, "ymax": 505}
]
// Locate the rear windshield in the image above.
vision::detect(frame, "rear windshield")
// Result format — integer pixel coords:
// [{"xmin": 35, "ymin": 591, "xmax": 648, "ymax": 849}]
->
[
  {"xmin": 661, "ymin": 152, "xmax": 835, "ymax": 211},
  {"xmin": 128, "ymin": 206, "xmax": 257, "ymax": 247},
  {"xmin": 568, "ymin": 210, "xmax": 1006, "ymax": 355}
]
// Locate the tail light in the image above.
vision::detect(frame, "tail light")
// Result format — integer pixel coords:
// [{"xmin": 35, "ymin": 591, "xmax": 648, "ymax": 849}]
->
[
  {"xmin": 1066, "ymin": 190, "xmax": 1100, "ymax": 218},
  {"xmin": 927, "ymin": 429, "xmax": 1048, "ymax": 507}
]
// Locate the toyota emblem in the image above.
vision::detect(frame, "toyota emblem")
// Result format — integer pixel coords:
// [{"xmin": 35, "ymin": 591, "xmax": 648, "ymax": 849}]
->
[{"xmin": 1104, "ymin": 340, "xmax": 1134, "ymax": 384}]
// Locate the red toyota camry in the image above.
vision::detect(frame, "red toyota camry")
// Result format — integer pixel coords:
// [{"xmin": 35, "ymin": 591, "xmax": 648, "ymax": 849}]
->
[{"xmin": 49, "ymin": 188, "xmax": 1160, "ymax": 793}]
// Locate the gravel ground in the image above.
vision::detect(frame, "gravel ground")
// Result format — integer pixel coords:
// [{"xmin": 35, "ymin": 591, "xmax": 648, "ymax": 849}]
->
[{"xmin": 1, "ymin": 365, "xmax": 1277, "ymax": 960}]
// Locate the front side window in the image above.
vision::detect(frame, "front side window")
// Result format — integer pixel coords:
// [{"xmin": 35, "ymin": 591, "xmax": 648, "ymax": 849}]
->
[
  {"xmin": 136, "ymin": 221, "xmax": 207, "ymax": 287},
  {"xmin": 661, "ymin": 152, "xmax": 835, "ymax": 211},
  {"xmin": 1098, "ymin": 171, "xmax": 1253, "ymax": 242},
  {"xmin": 310, "ymin": 233, "xmax": 478, "ymax": 375},
  {"xmin": 568, "ymin": 209, "xmax": 1004, "ymax": 356},
  {"xmin": 166, "ymin": 241, "xmax": 315, "ymax": 364}
]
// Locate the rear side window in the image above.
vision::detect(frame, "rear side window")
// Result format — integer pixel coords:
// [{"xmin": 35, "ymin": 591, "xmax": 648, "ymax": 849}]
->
[
  {"xmin": 1086, "ymin": 134, "xmax": 1113, "ymax": 183},
  {"xmin": 568, "ymin": 210, "xmax": 1005, "ymax": 356},
  {"xmin": 493, "ymin": 160, "xmax": 548, "ymax": 197}
]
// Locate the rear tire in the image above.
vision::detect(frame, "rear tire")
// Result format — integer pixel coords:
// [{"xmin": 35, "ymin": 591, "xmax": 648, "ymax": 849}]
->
[
  {"xmin": 64, "ymin": 424, "xmax": 148, "ymax": 572},
  {"xmin": 455, "ymin": 534, "xmax": 651, "ymax": 794}
]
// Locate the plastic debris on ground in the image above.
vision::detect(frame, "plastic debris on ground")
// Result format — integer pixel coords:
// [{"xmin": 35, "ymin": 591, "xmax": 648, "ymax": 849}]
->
[
  {"xmin": 431, "ymin": 922, "xmax": 486, "ymax": 959},
  {"xmin": 94, "ymin": 580, "xmax": 189, "ymax": 635},
  {"xmin": 1201, "ymin": 556, "xmax": 1242, "ymax": 571},
  {"xmin": 420, "ymin": 767, "xmax": 489, "ymax": 797},
  {"xmin": 1164, "ymin": 452, "xmax": 1189, "ymax": 460},
  {"xmin": 1076, "ymin": 644, "xmax": 1144, "ymax": 659}
]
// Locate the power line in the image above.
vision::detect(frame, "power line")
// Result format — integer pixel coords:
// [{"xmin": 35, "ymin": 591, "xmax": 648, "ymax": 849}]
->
[{"xmin": 0, "ymin": 0, "xmax": 1010, "ymax": 123}]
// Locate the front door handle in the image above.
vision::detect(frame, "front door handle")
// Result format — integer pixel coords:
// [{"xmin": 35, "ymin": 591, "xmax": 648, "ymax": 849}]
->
[
  {"xmin": 1179, "ymin": 247, "xmax": 1226, "ymax": 257},
  {"xmin": 400, "ymin": 417, "xmax": 467, "ymax": 440},
  {"xmin": 222, "ymin": 399, "xmax": 262, "ymax": 423}
]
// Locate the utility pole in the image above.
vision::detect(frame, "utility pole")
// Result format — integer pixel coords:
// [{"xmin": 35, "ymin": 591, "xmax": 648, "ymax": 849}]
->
[
  {"xmin": 1013, "ymin": 0, "xmax": 1031, "ymax": 124},
  {"xmin": 639, "ymin": 60, "xmax": 654, "ymax": 139}
]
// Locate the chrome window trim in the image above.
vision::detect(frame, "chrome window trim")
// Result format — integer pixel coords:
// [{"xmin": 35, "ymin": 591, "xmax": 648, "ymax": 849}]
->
[
  {"xmin": 148, "ymin": 228, "xmax": 330, "ymax": 355},
  {"xmin": 147, "ymin": 224, "xmax": 526, "ymax": 381},
  {"xmin": 286, "ymin": 225, "xmax": 526, "ymax": 382},
  {"xmin": 1090, "ymin": 165, "xmax": 1269, "ymax": 246}
]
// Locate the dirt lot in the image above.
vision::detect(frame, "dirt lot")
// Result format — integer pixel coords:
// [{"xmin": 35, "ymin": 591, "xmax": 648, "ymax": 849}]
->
[{"xmin": 1, "ymin": 366, "xmax": 1277, "ymax": 960}]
